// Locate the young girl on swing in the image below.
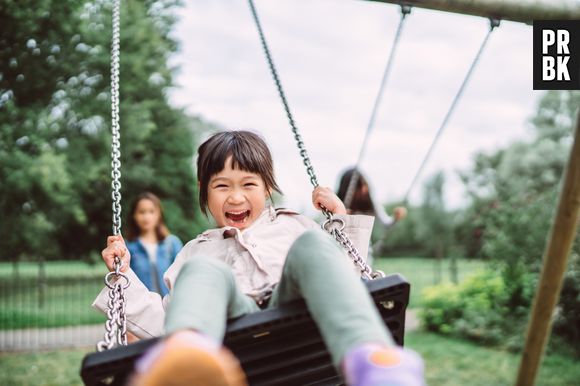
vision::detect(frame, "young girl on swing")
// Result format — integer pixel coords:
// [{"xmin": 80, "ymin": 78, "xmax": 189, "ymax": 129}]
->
[{"xmin": 95, "ymin": 130, "xmax": 423, "ymax": 386}]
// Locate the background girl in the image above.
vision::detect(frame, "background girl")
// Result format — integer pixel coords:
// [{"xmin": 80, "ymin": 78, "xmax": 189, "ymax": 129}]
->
[
  {"xmin": 126, "ymin": 192, "xmax": 183, "ymax": 296},
  {"xmin": 337, "ymin": 168, "xmax": 407, "ymax": 261},
  {"xmin": 337, "ymin": 168, "xmax": 407, "ymax": 229}
]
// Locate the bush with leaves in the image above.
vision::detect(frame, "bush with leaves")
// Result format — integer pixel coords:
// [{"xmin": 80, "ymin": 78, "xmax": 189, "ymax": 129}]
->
[
  {"xmin": 421, "ymin": 270, "xmax": 512, "ymax": 344},
  {"xmin": 446, "ymin": 90, "xmax": 580, "ymax": 354}
]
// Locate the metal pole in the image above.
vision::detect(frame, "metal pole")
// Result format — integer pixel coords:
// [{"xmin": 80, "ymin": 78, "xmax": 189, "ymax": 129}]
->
[
  {"xmin": 515, "ymin": 109, "xmax": 580, "ymax": 386},
  {"xmin": 368, "ymin": 0, "xmax": 580, "ymax": 24}
]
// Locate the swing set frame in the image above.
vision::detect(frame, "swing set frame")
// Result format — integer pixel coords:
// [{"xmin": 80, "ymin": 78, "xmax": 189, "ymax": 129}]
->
[{"xmin": 370, "ymin": 0, "xmax": 580, "ymax": 24}]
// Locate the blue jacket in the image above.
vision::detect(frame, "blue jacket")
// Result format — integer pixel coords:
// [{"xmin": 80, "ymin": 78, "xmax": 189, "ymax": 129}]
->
[{"xmin": 127, "ymin": 234, "xmax": 183, "ymax": 296}]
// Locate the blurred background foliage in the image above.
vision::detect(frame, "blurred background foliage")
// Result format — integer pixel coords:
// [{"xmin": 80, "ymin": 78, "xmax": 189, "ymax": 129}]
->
[
  {"xmin": 0, "ymin": 0, "xmax": 213, "ymax": 263},
  {"xmin": 378, "ymin": 89, "xmax": 580, "ymax": 356}
]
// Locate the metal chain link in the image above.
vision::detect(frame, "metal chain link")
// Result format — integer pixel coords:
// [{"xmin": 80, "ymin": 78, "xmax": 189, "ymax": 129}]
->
[
  {"xmin": 248, "ymin": 0, "xmax": 382, "ymax": 279},
  {"xmin": 97, "ymin": 0, "xmax": 130, "ymax": 351},
  {"xmin": 246, "ymin": 0, "xmax": 320, "ymax": 192},
  {"xmin": 323, "ymin": 218, "xmax": 385, "ymax": 280},
  {"xmin": 110, "ymin": 0, "xmax": 122, "ymax": 236},
  {"xmin": 402, "ymin": 18, "xmax": 500, "ymax": 203},
  {"xmin": 97, "ymin": 265, "xmax": 130, "ymax": 350},
  {"xmin": 343, "ymin": 4, "xmax": 412, "ymax": 209}
]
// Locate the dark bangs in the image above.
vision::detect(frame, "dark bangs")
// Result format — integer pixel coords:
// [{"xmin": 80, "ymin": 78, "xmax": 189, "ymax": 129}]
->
[{"xmin": 197, "ymin": 130, "xmax": 282, "ymax": 214}]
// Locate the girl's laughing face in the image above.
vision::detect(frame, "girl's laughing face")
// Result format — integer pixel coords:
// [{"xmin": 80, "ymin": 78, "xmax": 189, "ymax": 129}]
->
[{"xmin": 207, "ymin": 156, "xmax": 270, "ymax": 230}]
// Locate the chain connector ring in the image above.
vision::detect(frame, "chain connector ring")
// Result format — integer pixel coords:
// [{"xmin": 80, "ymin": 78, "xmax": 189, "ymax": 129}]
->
[
  {"xmin": 322, "ymin": 217, "xmax": 345, "ymax": 233},
  {"xmin": 371, "ymin": 270, "xmax": 386, "ymax": 279},
  {"xmin": 105, "ymin": 270, "xmax": 130, "ymax": 290}
]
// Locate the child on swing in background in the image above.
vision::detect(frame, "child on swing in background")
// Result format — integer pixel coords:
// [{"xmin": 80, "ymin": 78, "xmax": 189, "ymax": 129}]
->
[
  {"xmin": 96, "ymin": 130, "xmax": 424, "ymax": 386},
  {"xmin": 337, "ymin": 168, "xmax": 407, "ymax": 265}
]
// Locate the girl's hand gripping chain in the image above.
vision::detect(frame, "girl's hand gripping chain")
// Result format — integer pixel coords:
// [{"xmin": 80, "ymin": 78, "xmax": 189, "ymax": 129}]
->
[
  {"xmin": 102, "ymin": 235, "xmax": 131, "ymax": 273},
  {"xmin": 312, "ymin": 186, "xmax": 347, "ymax": 215}
]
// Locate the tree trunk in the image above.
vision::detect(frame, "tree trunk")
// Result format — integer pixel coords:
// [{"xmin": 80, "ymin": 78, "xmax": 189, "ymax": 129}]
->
[
  {"xmin": 38, "ymin": 258, "xmax": 46, "ymax": 309},
  {"xmin": 12, "ymin": 259, "xmax": 19, "ymax": 279},
  {"xmin": 450, "ymin": 255, "xmax": 458, "ymax": 284},
  {"xmin": 435, "ymin": 241, "xmax": 443, "ymax": 284}
]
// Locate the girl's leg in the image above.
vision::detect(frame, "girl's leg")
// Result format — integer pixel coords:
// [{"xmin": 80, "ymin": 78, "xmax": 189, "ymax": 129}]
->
[
  {"xmin": 133, "ymin": 258, "xmax": 255, "ymax": 386},
  {"xmin": 165, "ymin": 257, "xmax": 259, "ymax": 341},
  {"xmin": 268, "ymin": 229, "xmax": 393, "ymax": 367}
]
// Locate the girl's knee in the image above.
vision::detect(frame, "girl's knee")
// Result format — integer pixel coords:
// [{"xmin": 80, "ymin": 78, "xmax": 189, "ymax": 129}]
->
[
  {"xmin": 178, "ymin": 257, "xmax": 233, "ymax": 281},
  {"xmin": 294, "ymin": 229, "xmax": 329, "ymax": 247},
  {"xmin": 287, "ymin": 230, "xmax": 340, "ymax": 266}
]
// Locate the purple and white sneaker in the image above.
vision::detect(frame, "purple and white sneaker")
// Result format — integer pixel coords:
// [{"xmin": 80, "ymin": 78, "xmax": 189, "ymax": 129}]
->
[{"xmin": 342, "ymin": 344, "xmax": 425, "ymax": 386}]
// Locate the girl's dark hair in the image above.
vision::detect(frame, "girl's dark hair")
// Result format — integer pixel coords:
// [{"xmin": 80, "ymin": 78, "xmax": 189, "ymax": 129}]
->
[
  {"xmin": 337, "ymin": 168, "xmax": 374, "ymax": 214},
  {"xmin": 126, "ymin": 192, "xmax": 170, "ymax": 241},
  {"xmin": 197, "ymin": 130, "xmax": 282, "ymax": 215}
]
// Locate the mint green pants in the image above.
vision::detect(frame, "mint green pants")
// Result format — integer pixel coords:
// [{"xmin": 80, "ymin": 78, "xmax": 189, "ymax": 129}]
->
[{"xmin": 165, "ymin": 229, "xmax": 393, "ymax": 366}]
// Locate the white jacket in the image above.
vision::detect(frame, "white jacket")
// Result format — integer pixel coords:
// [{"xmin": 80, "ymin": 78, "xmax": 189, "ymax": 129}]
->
[{"xmin": 92, "ymin": 206, "xmax": 374, "ymax": 339}]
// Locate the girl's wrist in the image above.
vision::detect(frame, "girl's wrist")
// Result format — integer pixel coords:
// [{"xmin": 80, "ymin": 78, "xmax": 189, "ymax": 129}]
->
[{"xmin": 333, "ymin": 203, "xmax": 347, "ymax": 215}]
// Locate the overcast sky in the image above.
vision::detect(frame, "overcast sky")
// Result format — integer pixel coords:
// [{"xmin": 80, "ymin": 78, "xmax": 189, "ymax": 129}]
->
[{"xmin": 168, "ymin": 0, "xmax": 544, "ymax": 214}]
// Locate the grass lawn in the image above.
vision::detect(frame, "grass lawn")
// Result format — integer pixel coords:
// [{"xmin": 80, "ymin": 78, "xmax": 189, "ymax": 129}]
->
[
  {"xmin": 405, "ymin": 332, "xmax": 580, "ymax": 386},
  {"xmin": 0, "ymin": 261, "xmax": 105, "ymax": 279},
  {"xmin": 0, "ymin": 257, "xmax": 482, "ymax": 329},
  {"xmin": 0, "ymin": 261, "xmax": 106, "ymax": 329},
  {"xmin": 0, "ymin": 278, "xmax": 106, "ymax": 329},
  {"xmin": 374, "ymin": 257, "xmax": 486, "ymax": 308},
  {"xmin": 1, "ymin": 331, "xmax": 578, "ymax": 386}
]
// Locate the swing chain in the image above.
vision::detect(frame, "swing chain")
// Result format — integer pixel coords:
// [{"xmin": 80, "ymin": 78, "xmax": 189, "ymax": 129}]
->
[
  {"xmin": 334, "ymin": 229, "xmax": 385, "ymax": 280},
  {"xmin": 247, "ymin": 1, "xmax": 319, "ymax": 190},
  {"xmin": 97, "ymin": 0, "xmax": 130, "ymax": 351},
  {"xmin": 344, "ymin": 4, "xmax": 412, "ymax": 210},
  {"xmin": 248, "ymin": 0, "xmax": 382, "ymax": 278},
  {"xmin": 111, "ymin": 0, "xmax": 122, "ymax": 237},
  {"xmin": 324, "ymin": 218, "xmax": 385, "ymax": 280},
  {"xmin": 402, "ymin": 17, "xmax": 499, "ymax": 203},
  {"xmin": 97, "ymin": 258, "xmax": 129, "ymax": 351}
]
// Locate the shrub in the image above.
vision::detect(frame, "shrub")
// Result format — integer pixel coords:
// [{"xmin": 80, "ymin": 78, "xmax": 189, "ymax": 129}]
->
[
  {"xmin": 420, "ymin": 270, "xmax": 511, "ymax": 345},
  {"xmin": 420, "ymin": 259, "xmax": 580, "ymax": 356},
  {"xmin": 421, "ymin": 283, "xmax": 463, "ymax": 334}
]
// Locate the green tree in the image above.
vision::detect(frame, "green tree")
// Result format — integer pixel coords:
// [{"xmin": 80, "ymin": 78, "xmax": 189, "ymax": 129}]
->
[
  {"xmin": 378, "ymin": 202, "xmax": 423, "ymax": 256},
  {"xmin": 452, "ymin": 90, "xmax": 580, "ymax": 351},
  {"xmin": 0, "ymin": 0, "xmax": 88, "ymax": 261},
  {"xmin": 416, "ymin": 172, "xmax": 454, "ymax": 282},
  {"xmin": 1, "ymin": 0, "xmax": 209, "ymax": 263}
]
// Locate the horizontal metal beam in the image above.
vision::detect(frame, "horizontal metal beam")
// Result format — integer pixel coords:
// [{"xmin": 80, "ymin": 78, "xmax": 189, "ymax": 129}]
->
[{"xmin": 368, "ymin": 0, "xmax": 580, "ymax": 24}]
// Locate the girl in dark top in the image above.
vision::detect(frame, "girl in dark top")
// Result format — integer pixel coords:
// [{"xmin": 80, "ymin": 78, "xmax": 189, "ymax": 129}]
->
[{"xmin": 337, "ymin": 168, "xmax": 407, "ymax": 263}]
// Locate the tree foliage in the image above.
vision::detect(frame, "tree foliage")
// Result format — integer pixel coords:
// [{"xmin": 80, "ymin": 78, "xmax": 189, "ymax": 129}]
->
[
  {"xmin": 416, "ymin": 172, "xmax": 453, "ymax": 258},
  {"xmin": 379, "ymin": 173, "xmax": 454, "ymax": 259},
  {"xmin": 424, "ymin": 90, "xmax": 580, "ymax": 354},
  {"xmin": 1, "ymin": 0, "xmax": 208, "ymax": 262},
  {"xmin": 459, "ymin": 90, "xmax": 579, "ymax": 269}
]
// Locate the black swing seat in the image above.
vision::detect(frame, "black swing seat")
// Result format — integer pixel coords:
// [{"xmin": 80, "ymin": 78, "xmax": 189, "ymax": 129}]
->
[{"xmin": 81, "ymin": 273, "xmax": 410, "ymax": 386}]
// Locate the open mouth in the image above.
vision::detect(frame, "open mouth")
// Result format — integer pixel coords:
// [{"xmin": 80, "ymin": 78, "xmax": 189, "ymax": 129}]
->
[{"xmin": 225, "ymin": 210, "xmax": 250, "ymax": 225}]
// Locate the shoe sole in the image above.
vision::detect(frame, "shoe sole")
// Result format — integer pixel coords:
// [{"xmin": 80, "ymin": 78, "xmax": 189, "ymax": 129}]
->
[{"xmin": 131, "ymin": 346, "xmax": 248, "ymax": 386}]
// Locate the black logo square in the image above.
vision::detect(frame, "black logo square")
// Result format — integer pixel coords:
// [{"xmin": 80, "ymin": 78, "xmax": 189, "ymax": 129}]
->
[{"xmin": 533, "ymin": 20, "xmax": 580, "ymax": 90}]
